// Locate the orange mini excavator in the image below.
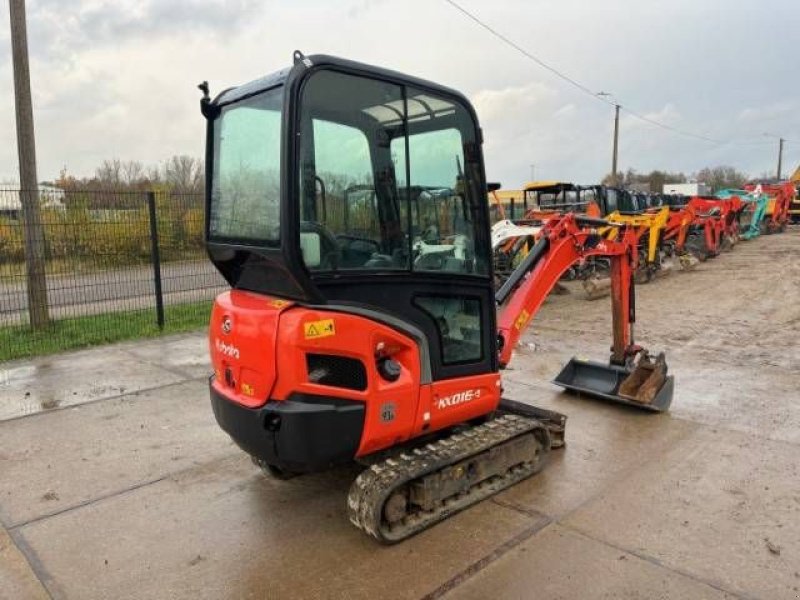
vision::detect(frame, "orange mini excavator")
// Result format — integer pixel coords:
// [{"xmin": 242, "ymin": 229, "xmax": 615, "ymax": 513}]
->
[{"xmin": 200, "ymin": 52, "xmax": 673, "ymax": 543}]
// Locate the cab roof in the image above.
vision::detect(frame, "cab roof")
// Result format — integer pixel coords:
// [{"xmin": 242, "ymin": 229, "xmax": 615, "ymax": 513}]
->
[
  {"xmin": 522, "ymin": 181, "xmax": 578, "ymax": 192},
  {"xmin": 212, "ymin": 52, "xmax": 477, "ymax": 122}
]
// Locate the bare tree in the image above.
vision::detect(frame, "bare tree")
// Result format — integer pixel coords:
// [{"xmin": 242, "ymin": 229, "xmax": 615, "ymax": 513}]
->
[
  {"xmin": 51, "ymin": 155, "xmax": 205, "ymax": 192},
  {"xmin": 601, "ymin": 168, "xmax": 686, "ymax": 191},
  {"xmin": 694, "ymin": 166, "xmax": 748, "ymax": 192},
  {"xmin": 95, "ymin": 159, "xmax": 123, "ymax": 186},
  {"xmin": 162, "ymin": 155, "xmax": 204, "ymax": 193},
  {"xmin": 121, "ymin": 160, "xmax": 145, "ymax": 186},
  {"xmin": 146, "ymin": 165, "xmax": 162, "ymax": 184}
]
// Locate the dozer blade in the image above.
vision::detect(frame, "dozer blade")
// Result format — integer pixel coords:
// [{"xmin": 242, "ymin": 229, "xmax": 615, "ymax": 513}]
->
[{"xmin": 553, "ymin": 354, "xmax": 673, "ymax": 412}]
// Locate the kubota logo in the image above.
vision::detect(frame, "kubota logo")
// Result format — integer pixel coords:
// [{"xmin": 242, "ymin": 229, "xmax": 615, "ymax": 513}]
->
[
  {"xmin": 215, "ymin": 339, "xmax": 240, "ymax": 359},
  {"xmin": 437, "ymin": 389, "xmax": 481, "ymax": 410},
  {"xmin": 221, "ymin": 316, "xmax": 232, "ymax": 334}
]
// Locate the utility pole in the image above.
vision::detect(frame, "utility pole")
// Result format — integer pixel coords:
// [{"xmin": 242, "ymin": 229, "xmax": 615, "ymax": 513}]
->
[
  {"xmin": 9, "ymin": 0, "xmax": 49, "ymax": 328},
  {"xmin": 598, "ymin": 92, "xmax": 621, "ymax": 186},
  {"xmin": 777, "ymin": 137, "xmax": 784, "ymax": 180},
  {"xmin": 529, "ymin": 164, "xmax": 535, "ymax": 182},
  {"xmin": 612, "ymin": 104, "xmax": 620, "ymax": 186}
]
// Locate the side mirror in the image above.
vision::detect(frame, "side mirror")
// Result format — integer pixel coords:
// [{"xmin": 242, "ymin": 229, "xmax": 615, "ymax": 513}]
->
[{"xmin": 487, "ymin": 182, "xmax": 502, "ymax": 192}]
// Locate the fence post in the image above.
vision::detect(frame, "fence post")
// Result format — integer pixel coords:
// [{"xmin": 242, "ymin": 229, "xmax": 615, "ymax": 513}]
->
[{"xmin": 146, "ymin": 191, "xmax": 165, "ymax": 330}]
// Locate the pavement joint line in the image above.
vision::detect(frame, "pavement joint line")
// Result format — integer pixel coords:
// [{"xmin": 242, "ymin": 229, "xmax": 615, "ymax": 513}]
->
[
  {"xmin": 7, "ymin": 527, "xmax": 59, "ymax": 600},
  {"xmin": 2, "ymin": 451, "xmax": 306, "ymax": 532},
  {"xmin": 3, "ymin": 448, "xmax": 359, "ymax": 534},
  {"xmin": 417, "ymin": 513, "xmax": 554, "ymax": 600},
  {"xmin": 561, "ymin": 522, "xmax": 758, "ymax": 600},
  {"xmin": 7, "ymin": 475, "xmax": 171, "ymax": 531},
  {"xmin": 0, "ymin": 375, "xmax": 208, "ymax": 425},
  {"xmin": 489, "ymin": 496, "xmax": 551, "ymax": 520}
]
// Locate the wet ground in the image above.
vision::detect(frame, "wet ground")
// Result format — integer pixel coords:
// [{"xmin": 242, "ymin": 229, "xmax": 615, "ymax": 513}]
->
[{"xmin": 1, "ymin": 228, "xmax": 798, "ymax": 599}]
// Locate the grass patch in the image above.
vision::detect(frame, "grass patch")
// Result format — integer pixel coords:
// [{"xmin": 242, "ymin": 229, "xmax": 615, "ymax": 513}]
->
[{"xmin": 0, "ymin": 301, "xmax": 211, "ymax": 362}]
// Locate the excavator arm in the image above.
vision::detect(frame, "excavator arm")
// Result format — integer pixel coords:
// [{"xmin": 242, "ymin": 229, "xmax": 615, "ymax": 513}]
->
[
  {"xmin": 494, "ymin": 214, "xmax": 673, "ymax": 411},
  {"xmin": 495, "ymin": 214, "xmax": 635, "ymax": 367}
]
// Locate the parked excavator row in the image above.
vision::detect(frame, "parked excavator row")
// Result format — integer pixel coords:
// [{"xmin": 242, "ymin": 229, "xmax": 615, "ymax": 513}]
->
[
  {"xmin": 200, "ymin": 52, "xmax": 675, "ymax": 544},
  {"xmin": 491, "ymin": 178, "xmax": 797, "ymax": 297},
  {"xmin": 492, "ymin": 188, "xmax": 678, "ymax": 292}
]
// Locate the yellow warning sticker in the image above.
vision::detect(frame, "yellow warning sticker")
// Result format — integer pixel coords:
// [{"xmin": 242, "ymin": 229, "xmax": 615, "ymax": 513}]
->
[
  {"xmin": 270, "ymin": 299, "xmax": 290, "ymax": 309},
  {"xmin": 241, "ymin": 382, "xmax": 254, "ymax": 396},
  {"xmin": 304, "ymin": 319, "xmax": 336, "ymax": 339},
  {"xmin": 514, "ymin": 309, "xmax": 530, "ymax": 331}
]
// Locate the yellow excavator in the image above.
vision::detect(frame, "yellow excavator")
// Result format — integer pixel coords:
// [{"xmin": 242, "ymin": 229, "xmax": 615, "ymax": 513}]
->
[{"xmin": 601, "ymin": 206, "xmax": 672, "ymax": 283}]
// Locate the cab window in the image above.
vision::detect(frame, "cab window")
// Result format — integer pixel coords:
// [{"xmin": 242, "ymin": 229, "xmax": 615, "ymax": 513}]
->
[{"xmin": 297, "ymin": 70, "xmax": 487, "ymax": 276}]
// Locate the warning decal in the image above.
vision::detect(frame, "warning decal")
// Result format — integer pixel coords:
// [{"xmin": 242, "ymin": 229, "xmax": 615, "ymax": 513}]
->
[
  {"xmin": 304, "ymin": 318, "xmax": 336, "ymax": 339},
  {"xmin": 514, "ymin": 309, "xmax": 530, "ymax": 331}
]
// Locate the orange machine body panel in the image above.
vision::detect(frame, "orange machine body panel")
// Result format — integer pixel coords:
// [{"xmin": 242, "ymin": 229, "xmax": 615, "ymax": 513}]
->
[
  {"xmin": 210, "ymin": 290, "xmax": 501, "ymax": 460},
  {"xmin": 209, "ymin": 290, "xmax": 293, "ymax": 409}
]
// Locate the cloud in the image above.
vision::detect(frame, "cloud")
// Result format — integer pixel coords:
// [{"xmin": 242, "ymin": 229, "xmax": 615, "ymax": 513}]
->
[
  {"xmin": 471, "ymin": 82, "xmax": 610, "ymax": 184},
  {"xmin": 1, "ymin": 0, "xmax": 799, "ymax": 184},
  {"xmin": 737, "ymin": 101, "xmax": 797, "ymax": 124},
  {"xmin": 553, "ymin": 103, "xmax": 576, "ymax": 119},
  {"xmin": 27, "ymin": 0, "xmax": 260, "ymax": 61},
  {"xmin": 346, "ymin": 0, "xmax": 390, "ymax": 18},
  {"xmin": 621, "ymin": 103, "xmax": 683, "ymax": 132}
]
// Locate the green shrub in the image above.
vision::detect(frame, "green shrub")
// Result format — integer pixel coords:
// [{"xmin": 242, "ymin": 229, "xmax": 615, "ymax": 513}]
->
[
  {"xmin": 0, "ymin": 218, "xmax": 25, "ymax": 263},
  {"xmin": 2, "ymin": 196, "xmax": 205, "ymax": 270}
]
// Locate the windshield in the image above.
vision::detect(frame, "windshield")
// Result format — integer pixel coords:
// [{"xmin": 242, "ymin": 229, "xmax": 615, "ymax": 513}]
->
[
  {"xmin": 527, "ymin": 185, "xmax": 582, "ymax": 211},
  {"xmin": 209, "ymin": 87, "xmax": 282, "ymax": 244},
  {"xmin": 296, "ymin": 70, "xmax": 487, "ymax": 276}
]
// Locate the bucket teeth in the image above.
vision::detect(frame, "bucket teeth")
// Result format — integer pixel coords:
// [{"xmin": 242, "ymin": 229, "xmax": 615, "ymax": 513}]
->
[{"xmin": 618, "ymin": 352, "xmax": 668, "ymax": 405}]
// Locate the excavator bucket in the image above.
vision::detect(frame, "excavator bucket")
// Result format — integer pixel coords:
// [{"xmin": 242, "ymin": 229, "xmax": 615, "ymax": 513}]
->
[{"xmin": 553, "ymin": 352, "xmax": 674, "ymax": 412}]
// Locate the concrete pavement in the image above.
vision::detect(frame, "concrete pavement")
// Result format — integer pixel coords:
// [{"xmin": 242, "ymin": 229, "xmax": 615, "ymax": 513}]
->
[{"xmin": 1, "ymin": 230, "xmax": 799, "ymax": 599}]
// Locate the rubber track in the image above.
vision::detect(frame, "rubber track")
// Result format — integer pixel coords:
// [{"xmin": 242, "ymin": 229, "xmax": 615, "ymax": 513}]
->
[{"xmin": 347, "ymin": 414, "xmax": 550, "ymax": 544}]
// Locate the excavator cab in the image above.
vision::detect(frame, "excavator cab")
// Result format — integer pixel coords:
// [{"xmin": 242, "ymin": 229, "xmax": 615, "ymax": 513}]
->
[
  {"xmin": 522, "ymin": 181, "xmax": 606, "ymax": 217},
  {"xmin": 204, "ymin": 52, "xmax": 497, "ymax": 385}
]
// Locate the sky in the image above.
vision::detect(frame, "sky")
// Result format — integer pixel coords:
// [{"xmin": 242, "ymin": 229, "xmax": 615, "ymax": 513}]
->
[{"xmin": 1, "ymin": 0, "xmax": 799, "ymax": 187}]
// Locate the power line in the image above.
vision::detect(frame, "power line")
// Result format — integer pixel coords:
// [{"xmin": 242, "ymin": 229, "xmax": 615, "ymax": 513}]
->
[
  {"xmin": 443, "ymin": 0, "xmax": 786, "ymax": 147},
  {"xmin": 443, "ymin": 0, "xmax": 611, "ymax": 105},
  {"xmin": 620, "ymin": 107, "xmax": 722, "ymax": 143}
]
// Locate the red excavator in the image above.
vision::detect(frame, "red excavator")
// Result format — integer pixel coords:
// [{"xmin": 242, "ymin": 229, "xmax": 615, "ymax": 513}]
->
[
  {"xmin": 685, "ymin": 196, "xmax": 744, "ymax": 252},
  {"xmin": 200, "ymin": 52, "xmax": 674, "ymax": 543}
]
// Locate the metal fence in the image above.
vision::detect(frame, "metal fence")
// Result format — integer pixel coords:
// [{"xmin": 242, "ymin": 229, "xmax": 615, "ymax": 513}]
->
[{"xmin": 0, "ymin": 188, "xmax": 227, "ymax": 359}]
